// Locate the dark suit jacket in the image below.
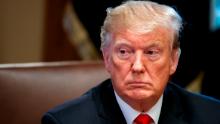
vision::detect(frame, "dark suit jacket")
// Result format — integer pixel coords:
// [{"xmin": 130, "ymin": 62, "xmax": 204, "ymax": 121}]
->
[{"xmin": 42, "ymin": 79, "xmax": 220, "ymax": 124}]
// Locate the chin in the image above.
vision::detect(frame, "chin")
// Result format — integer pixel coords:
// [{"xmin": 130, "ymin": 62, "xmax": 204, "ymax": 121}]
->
[{"xmin": 127, "ymin": 89, "xmax": 154, "ymax": 101}]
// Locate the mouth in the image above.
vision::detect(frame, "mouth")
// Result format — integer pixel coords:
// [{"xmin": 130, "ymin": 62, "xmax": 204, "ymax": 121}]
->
[{"xmin": 127, "ymin": 81, "xmax": 151, "ymax": 87}]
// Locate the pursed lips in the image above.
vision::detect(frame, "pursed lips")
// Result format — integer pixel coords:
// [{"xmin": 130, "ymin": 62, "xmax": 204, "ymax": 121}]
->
[{"xmin": 127, "ymin": 80, "xmax": 151, "ymax": 87}]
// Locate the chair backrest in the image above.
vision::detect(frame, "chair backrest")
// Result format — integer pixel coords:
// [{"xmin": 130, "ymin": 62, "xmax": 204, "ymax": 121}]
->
[{"xmin": 0, "ymin": 61, "xmax": 109, "ymax": 124}]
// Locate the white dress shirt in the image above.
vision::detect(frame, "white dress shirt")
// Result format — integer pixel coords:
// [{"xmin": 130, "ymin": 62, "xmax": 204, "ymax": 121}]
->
[{"xmin": 114, "ymin": 91, "xmax": 163, "ymax": 124}]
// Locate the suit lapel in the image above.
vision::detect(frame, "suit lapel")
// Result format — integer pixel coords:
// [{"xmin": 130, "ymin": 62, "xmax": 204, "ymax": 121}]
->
[
  {"xmin": 92, "ymin": 80, "xmax": 189, "ymax": 124},
  {"xmin": 158, "ymin": 83, "xmax": 188, "ymax": 124},
  {"xmin": 92, "ymin": 79, "xmax": 127, "ymax": 124}
]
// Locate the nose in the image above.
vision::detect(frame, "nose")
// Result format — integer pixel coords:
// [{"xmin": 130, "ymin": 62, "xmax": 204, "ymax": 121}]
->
[{"xmin": 131, "ymin": 52, "xmax": 145, "ymax": 73}]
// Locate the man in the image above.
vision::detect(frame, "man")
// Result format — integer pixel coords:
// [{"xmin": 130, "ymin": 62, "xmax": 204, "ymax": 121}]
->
[{"xmin": 42, "ymin": 1, "xmax": 220, "ymax": 124}]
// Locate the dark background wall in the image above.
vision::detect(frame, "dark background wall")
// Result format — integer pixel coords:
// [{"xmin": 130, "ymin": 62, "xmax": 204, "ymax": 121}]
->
[{"xmin": 72, "ymin": 0, "xmax": 220, "ymax": 99}]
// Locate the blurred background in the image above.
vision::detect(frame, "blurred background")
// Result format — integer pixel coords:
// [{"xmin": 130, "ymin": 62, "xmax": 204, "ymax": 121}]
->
[{"xmin": 0, "ymin": 0, "xmax": 219, "ymax": 99}]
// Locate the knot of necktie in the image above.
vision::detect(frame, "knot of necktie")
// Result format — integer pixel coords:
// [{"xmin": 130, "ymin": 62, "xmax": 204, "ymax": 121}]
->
[{"xmin": 134, "ymin": 114, "xmax": 152, "ymax": 124}]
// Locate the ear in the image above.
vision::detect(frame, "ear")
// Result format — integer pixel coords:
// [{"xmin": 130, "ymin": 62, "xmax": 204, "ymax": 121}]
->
[
  {"xmin": 170, "ymin": 48, "xmax": 181, "ymax": 75},
  {"xmin": 102, "ymin": 48, "xmax": 111, "ymax": 73}
]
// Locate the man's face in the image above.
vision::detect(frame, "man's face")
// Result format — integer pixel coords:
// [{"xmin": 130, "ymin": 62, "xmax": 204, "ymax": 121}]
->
[{"xmin": 102, "ymin": 27, "xmax": 179, "ymax": 103}]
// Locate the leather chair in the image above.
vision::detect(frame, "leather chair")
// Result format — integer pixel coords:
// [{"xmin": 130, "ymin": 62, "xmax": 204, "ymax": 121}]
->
[{"xmin": 0, "ymin": 61, "xmax": 109, "ymax": 124}]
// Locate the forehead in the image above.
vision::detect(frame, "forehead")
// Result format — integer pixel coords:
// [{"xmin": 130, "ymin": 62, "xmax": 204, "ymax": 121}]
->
[{"xmin": 112, "ymin": 27, "xmax": 173, "ymax": 48}]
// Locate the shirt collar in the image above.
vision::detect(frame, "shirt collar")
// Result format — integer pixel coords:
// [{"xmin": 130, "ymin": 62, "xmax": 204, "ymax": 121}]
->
[{"xmin": 114, "ymin": 91, "xmax": 163, "ymax": 124}]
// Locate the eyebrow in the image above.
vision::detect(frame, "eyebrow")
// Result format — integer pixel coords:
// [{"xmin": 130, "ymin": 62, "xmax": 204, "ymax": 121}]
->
[
  {"xmin": 114, "ymin": 38, "xmax": 164, "ymax": 49},
  {"xmin": 146, "ymin": 42, "xmax": 162, "ymax": 48},
  {"xmin": 114, "ymin": 39, "xmax": 132, "ymax": 46}
]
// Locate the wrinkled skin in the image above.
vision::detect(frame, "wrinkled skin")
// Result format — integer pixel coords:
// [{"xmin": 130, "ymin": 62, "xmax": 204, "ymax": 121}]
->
[{"xmin": 102, "ymin": 27, "xmax": 179, "ymax": 111}]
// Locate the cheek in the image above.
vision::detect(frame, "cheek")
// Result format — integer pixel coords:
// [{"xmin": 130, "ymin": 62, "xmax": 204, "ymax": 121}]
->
[
  {"xmin": 149, "ymin": 59, "xmax": 171, "ymax": 85},
  {"xmin": 154, "ymin": 61, "xmax": 170, "ymax": 76},
  {"xmin": 143, "ymin": 62, "xmax": 170, "ymax": 98},
  {"xmin": 109, "ymin": 55, "xmax": 133, "ymax": 93},
  {"xmin": 110, "ymin": 55, "xmax": 130, "ymax": 79}
]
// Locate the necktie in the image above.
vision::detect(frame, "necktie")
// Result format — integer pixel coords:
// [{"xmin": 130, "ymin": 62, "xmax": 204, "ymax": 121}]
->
[{"xmin": 134, "ymin": 114, "xmax": 152, "ymax": 124}]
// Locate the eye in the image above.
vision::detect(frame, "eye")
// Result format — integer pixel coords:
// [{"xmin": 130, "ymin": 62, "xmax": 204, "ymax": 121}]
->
[
  {"xmin": 117, "ymin": 47, "xmax": 133, "ymax": 59},
  {"xmin": 144, "ymin": 49, "xmax": 160, "ymax": 60},
  {"xmin": 146, "ymin": 50, "xmax": 158, "ymax": 55}
]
